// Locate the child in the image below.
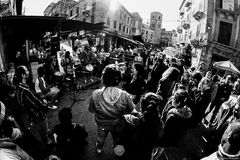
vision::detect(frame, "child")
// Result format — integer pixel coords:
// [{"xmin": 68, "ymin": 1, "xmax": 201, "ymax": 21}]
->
[{"xmin": 53, "ymin": 108, "xmax": 88, "ymax": 160}]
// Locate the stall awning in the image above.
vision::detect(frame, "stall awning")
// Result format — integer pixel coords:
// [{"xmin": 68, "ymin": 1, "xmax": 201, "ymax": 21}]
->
[
  {"xmin": 103, "ymin": 30, "xmax": 138, "ymax": 45},
  {"xmin": 0, "ymin": 16, "xmax": 105, "ymax": 39}
]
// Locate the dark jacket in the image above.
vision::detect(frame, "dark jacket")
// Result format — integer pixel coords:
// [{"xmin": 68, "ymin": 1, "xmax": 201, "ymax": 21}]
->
[
  {"xmin": 161, "ymin": 101, "xmax": 192, "ymax": 147},
  {"xmin": 193, "ymin": 89, "xmax": 211, "ymax": 124},
  {"xmin": 147, "ymin": 60, "xmax": 167, "ymax": 92},
  {"xmin": 123, "ymin": 77, "xmax": 147, "ymax": 104},
  {"xmin": 156, "ymin": 66, "xmax": 180, "ymax": 103}
]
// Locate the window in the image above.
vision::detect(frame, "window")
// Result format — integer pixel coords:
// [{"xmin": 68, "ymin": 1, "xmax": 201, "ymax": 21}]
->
[
  {"xmin": 76, "ymin": 7, "xmax": 79, "ymax": 15},
  {"xmin": 146, "ymin": 31, "xmax": 148, "ymax": 34},
  {"xmin": 119, "ymin": 24, "xmax": 122, "ymax": 31},
  {"xmin": 127, "ymin": 17, "xmax": 129, "ymax": 23},
  {"xmin": 123, "ymin": 26, "xmax": 125, "ymax": 32},
  {"xmin": 126, "ymin": 28, "xmax": 128, "ymax": 34},
  {"xmin": 107, "ymin": 17, "xmax": 110, "ymax": 25},
  {"xmin": 152, "ymin": 16, "xmax": 154, "ymax": 18},
  {"xmin": 70, "ymin": 10, "xmax": 73, "ymax": 16},
  {"xmin": 218, "ymin": 21, "xmax": 232, "ymax": 46},
  {"xmin": 114, "ymin": 21, "xmax": 117, "ymax": 29},
  {"xmin": 133, "ymin": 21, "xmax": 135, "ymax": 26},
  {"xmin": 159, "ymin": 16, "xmax": 161, "ymax": 20}
]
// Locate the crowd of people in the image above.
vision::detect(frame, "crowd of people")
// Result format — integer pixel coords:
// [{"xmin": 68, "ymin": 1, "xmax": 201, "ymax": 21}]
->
[
  {"xmin": 88, "ymin": 48, "xmax": 240, "ymax": 160},
  {"xmin": 0, "ymin": 44, "xmax": 240, "ymax": 160}
]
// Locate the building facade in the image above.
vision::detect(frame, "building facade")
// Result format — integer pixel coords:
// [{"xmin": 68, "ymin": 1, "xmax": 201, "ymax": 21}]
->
[
  {"xmin": 131, "ymin": 12, "xmax": 143, "ymax": 36},
  {"xmin": 160, "ymin": 28, "xmax": 174, "ymax": 47},
  {"xmin": 142, "ymin": 24, "xmax": 156, "ymax": 44},
  {"xmin": 150, "ymin": 11, "xmax": 162, "ymax": 43},
  {"xmin": 44, "ymin": 0, "xmax": 138, "ymax": 51},
  {"xmin": 177, "ymin": 0, "xmax": 240, "ymax": 70}
]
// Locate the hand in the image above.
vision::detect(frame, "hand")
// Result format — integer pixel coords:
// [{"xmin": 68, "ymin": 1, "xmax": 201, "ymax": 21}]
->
[{"xmin": 43, "ymin": 99, "xmax": 48, "ymax": 104}]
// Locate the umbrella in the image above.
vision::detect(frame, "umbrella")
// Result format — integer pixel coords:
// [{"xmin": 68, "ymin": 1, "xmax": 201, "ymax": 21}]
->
[
  {"xmin": 162, "ymin": 47, "xmax": 178, "ymax": 57},
  {"xmin": 213, "ymin": 60, "xmax": 240, "ymax": 74}
]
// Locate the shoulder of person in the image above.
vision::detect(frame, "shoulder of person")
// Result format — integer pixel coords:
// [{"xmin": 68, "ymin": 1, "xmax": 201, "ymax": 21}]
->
[{"xmin": 92, "ymin": 88, "xmax": 104, "ymax": 98}]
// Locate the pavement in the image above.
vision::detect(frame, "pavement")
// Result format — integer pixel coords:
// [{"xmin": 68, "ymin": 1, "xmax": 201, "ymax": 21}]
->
[{"xmin": 46, "ymin": 79, "xmax": 119, "ymax": 160}]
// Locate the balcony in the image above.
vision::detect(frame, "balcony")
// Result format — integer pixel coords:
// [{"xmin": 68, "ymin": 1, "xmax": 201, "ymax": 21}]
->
[
  {"xmin": 180, "ymin": 11, "xmax": 184, "ymax": 16},
  {"xmin": 182, "ymin": 23, "xmax": 190, "ymax": 30},
  {"xmin": 185, "ymin": 1, "xmax": 192, "ymax": 8},
  {"xmin": 193, "ymin": 11, "xmax": 204, "ymax": 21},
  {"xmin": 215, "ymin": 7, "xmax": 240, "ymax": 20},
  {"xmin": 177, "ymin": 26, "xmax": 183, "ymax": 34}
]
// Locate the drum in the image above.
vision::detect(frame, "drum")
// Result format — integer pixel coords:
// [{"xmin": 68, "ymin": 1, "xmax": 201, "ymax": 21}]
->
[
  {"xmin": 86, "ymin": 64, "xmax": 94, "ymax": 72},
  {"xmin": 50, "ymin": 86, "xmax": 60, "ymax": 93},
  {"xmin": 54, "ymin": 71, "xmax": 65, "ymax": 83}
]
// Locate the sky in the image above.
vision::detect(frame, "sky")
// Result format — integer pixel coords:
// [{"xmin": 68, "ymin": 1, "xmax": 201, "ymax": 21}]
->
[{"xmin": 23, "ymin": 0, "xmax": 182, "ymax": 30}]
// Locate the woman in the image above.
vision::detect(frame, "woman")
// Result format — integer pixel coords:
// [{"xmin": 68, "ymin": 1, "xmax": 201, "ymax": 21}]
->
[
  {"xmin": 123, "ymin": 63, "xmax": 147, "ymax": 104},
  {"xmin": 88, "ymin": 64, "xmax": 136, "ymax": 154},
  {"xmin": 120, "ymin": 92, "xmax": 163, "ymax": 160},
  {"xmin": 161, "ymin": 89, "xmax": 193, "ymax": 147}
]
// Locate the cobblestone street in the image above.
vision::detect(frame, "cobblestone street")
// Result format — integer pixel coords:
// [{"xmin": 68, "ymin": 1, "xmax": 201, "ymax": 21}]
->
[{"xmin": 47, "ymin": 84, "xmax": 118, "ymax": 160}]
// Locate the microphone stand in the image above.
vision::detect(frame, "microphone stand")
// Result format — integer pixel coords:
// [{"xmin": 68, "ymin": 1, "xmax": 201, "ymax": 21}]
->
[{"xmin": 69, "ymin": 65, "xmax": 85, "ymax": 108}]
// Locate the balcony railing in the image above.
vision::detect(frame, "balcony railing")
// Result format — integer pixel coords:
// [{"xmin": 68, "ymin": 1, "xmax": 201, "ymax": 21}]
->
[
  {"xmin": 185, "ymin": 1, "xmax": 192, "ymax": 8},
  {"xmin": 193, "ymin": 11, "xmax": 204, "ymax": 21}
]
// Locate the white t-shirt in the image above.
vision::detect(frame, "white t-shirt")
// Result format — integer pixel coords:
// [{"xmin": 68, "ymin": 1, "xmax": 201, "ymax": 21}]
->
[{"xmin": 35, "ymin": 77, "xmax": 46, "ymax": 93}]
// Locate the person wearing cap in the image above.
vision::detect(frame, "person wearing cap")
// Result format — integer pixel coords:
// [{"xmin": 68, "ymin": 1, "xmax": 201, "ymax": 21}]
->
[
  {"xmin": 13, "ymin": 65, "xmax": 52, "ymax": 147},
  {"xmin": 201, "ymin": 121, "xmax": 240, "ymax": 160},
  {"xmin": 89, "ymin": 64, "xmax": 136, "ymax": 154}
]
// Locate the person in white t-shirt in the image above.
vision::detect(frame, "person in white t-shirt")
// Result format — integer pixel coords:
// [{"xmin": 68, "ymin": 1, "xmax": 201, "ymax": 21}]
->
[{"xmin": 35, "ymin": 66, "xmax": 58, "ymax": 110}]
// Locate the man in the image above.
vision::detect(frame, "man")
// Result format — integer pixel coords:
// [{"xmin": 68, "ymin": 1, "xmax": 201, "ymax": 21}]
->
[
  {"xmin": 201, "ymin": 120, "xmax": 240, "ymax": 160},
  {"xmin": 35, "ymin": 66, "xmax": 58, "ymax": 110},
  {"xmin": 147, "ymin": 53, "xmax": 167, "ymax": 92},
  {"xmin": 61, "ymin": 51, "xmax": 74, "ymax": 80},
  {"xmin": 89, "ymin": 64, "xmax": 135, "ymax": 154},
  {"xmin": 14, "ymin": 65, "xmax": 52, "ymax": 147},
  {"xmin": 207, "ymin": 75, "xmax": 232, "ymax": 126}
]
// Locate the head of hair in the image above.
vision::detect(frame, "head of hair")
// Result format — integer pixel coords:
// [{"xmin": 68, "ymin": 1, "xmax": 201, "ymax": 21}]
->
[
  {"xmin": 102, "ymin": 64, "xmax": 122, "ymax": 87},
  {"xmin": 140, "ymin": 92, "xmax": 161, "ymax": 115},
  {"xmin": 212, "ymin": 75, "xmax": 219, "ymax": 83},
  {"xmin": 65, "ymin": 51, "xmax": 70, "ymax": 57},
  {"xmin": 58, "ymin": 107, "xmax": 72, "ymax": 124},
  {"xmin": 37, "ymin": 66, "xmax": 45, "ymax": 77},
  {"xmin": 133, "ymin": 63, "xmax": 147, "ymax": 79},
  {"xmin": 221, "ymin": 122, "xmax": 240, "ymax": 154},
  {"xmin": 192, "ymin": 72, "xmax": 202, "ymax": 83},
  {"xmin": 13, "ymin": 66, "xmax": 26, "ymax": 86},
  {"xmin": 173, "ymin": 89, "xmax": 191, "ymax": 108}
]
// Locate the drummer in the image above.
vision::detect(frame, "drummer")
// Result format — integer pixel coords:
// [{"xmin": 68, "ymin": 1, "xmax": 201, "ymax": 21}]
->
[{"xmin": 35, "ymin": 66, "xmax": 59, "ymax": 110}]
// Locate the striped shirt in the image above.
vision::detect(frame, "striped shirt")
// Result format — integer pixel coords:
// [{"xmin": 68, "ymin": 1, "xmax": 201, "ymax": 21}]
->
[{"xmin": 15, "ymin": 83, "xmax": 47, "ymax": 122}]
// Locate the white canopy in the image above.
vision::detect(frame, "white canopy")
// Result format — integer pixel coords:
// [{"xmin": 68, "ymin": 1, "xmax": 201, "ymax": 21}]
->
[
  {"xmin": 162, "ymin": 47, "xmax": 178, "ymax": 57},
  {"xmin": 213, "ymin": 60, "xmax": 240, "ymax": 75}
]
